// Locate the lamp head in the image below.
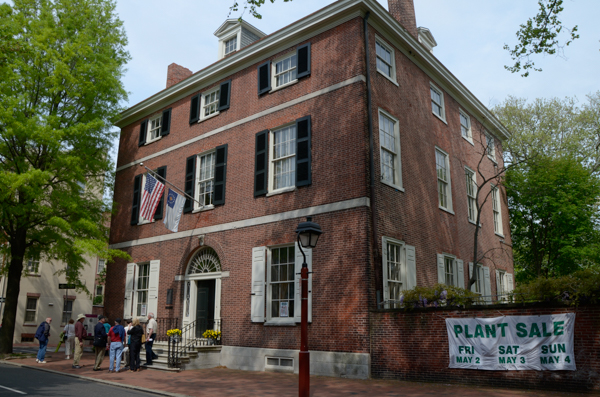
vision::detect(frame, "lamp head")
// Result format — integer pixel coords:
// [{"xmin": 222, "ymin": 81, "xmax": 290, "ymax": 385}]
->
[{"xmin": 295, "ymin": 217, "xmax": 323, "ymax": 248}]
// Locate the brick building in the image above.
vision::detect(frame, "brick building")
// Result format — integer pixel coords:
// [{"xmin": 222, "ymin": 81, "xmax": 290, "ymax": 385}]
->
[{"xmin": 107, "ymin": 0, "xmax": 513, "ymax": 378}]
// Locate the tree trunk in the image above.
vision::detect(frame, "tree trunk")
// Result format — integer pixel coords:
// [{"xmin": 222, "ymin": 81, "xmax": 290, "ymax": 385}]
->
[{"xmin": 0, "ymin": 235, "xmax": 27, "ymax": 354}]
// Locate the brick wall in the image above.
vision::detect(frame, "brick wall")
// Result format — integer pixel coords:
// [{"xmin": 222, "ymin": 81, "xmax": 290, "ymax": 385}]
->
[{"xmin": 371, "ymin": 304, "xmax": 600, "ymax": 391}]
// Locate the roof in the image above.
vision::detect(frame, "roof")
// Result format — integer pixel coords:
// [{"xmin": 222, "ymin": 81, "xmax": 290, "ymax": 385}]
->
[{"xmin": 213, "ymin": 18, "xmax": 266, "ymax": 39}]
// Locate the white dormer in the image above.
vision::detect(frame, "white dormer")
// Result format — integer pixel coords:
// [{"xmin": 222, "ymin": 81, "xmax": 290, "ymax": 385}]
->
[
  {"xmin": 417, "ymin": 27, "xmax": 437, "ymax": 53},
  {"xmin": 214, "ymin": 19, "xmax": 266, "ymax": 60}
]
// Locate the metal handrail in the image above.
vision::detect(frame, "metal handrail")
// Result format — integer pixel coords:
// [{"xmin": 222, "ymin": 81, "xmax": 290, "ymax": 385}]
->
[{"xmin": 167, "ymin": 319, "xmax": 222, "ymax": 369}]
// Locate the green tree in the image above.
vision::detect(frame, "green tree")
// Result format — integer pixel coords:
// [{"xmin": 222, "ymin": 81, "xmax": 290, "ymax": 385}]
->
[
  {"xmin": 229, "ymin": 0, "xmax": 291, "ymax": 19},
  {"xmin": 505, "ymin": 0, "xmax": 579, "ymax": 77},
  {"xmin": 505, "ymin": 156, "xmax": 600, "ymax": 282},
  {"xmin": 0, "ymin": 0, "xmax": 130, "ymax": 354}
]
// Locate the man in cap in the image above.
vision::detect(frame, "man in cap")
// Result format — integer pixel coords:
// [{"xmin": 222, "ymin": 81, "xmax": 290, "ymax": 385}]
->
[
  {"xmin": 72, "ymin": 313, "xmax": 86, "ymax": 369},
  {"xmin": 93, "ymin": 315, "xmax": 108, "ymax": 371}
]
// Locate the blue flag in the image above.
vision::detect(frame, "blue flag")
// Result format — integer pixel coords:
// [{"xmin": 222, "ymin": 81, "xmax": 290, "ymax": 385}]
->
[{"xmin": 163, "ymin": 188, "xmax": 185, "ymax": 232}]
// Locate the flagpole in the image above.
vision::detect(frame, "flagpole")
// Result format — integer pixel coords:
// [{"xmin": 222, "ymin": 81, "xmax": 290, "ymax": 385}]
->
[{"xmin": 139, "ymin": 163, "xmax": 203, "ymax": 206}]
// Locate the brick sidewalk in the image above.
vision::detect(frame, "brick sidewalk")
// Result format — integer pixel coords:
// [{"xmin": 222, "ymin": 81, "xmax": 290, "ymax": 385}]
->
[{"xmin": 1, "ymin": 351, "xmax": 593, "ymax": 397}]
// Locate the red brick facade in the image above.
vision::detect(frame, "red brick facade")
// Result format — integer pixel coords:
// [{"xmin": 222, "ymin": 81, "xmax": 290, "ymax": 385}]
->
[{"xmin": 107, "ymin": 0, "xmax": 514, "ymax": 382}]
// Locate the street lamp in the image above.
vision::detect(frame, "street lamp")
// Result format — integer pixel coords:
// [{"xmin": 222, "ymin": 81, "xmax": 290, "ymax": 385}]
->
[{"xmin": 295, "ymin": 217, "xmax": 322, "ymax": 397}]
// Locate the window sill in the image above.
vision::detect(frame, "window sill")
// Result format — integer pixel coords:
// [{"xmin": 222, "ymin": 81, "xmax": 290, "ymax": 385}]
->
[
  {"xmin": 264, "ymin": 320, "xmax": 297, "ymax": 326},
  {"xmin": 144, "ymin": 137, "xmax": 162, "ymax": 146},
  {"xmin": 198, "ymin": 112, "xmax": 219, "ymax": 123},
  {"xmin": 381, "ymin": 180, "xmax": 404, "ymax": 192},
  {"xmin": 26, "ymin": 274, "xmax": 41, "ymax": 277},
  {"xmin": 462, "ymin": 135, "xmax": 474, "ymax": 146},
  {"xmin": 269, "ymin": 79, "xmax": 298, "ymax": 93},
  {"xmin": 468, "ymin": 220, "xmax": 482, "ymax": 227},
  {"xmin": 377, "ymin": 70, "xmax": 399, "ymax": 86},
  {"xmin": 266, "ymin": 186, "xmax": 296, "ymax": 197},
  {"xmin": 23, "ymin": 323, "xmax": 37, "ymax": 327},
  {"xmin": 192, "ymin": 205, "xmax": 215, "ymax": 213},
  {"xmin": 495, "ymin": 232, "xmax": 505, "ymax": 238},
  {"xmin": 439, "ymin": 206, "xmax": 455, "ymax": 215},
  {"xmin": 432, "ymin": 112, "xmax": 448, "ymax": 125},
  {"xmin": 488, "ymin": 155, "xmax": 498, "ymax": 164}
]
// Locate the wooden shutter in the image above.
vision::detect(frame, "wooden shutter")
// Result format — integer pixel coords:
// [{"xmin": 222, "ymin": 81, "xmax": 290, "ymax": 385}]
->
[
  {"xmin": 295, "ymin": 116, "xmax": 312, "ymax": 187},
  {"xmin": 506, "ymin": 273, "xmax": 514, "ymax": 293},
  {"xmin": 213, "ymin": 145, "xmax": 228, "ymax": 205},
  {"xmin": 183, "ymin": 155, "xmax": 196, "ymax": 213},
  {"xmin": 495, "ymin": 270, "xmax": 501, "ymax": 300},
  {"xmin": 437, "ymin": 254, "xmax": 445, "ymax": 284},
  {"xmin": 381, "ymin": 238, "xmax": 389, "ymax": 308},
  {"xmin": 218, "ymin": 80, "xmax": 231, "ymax": 112},
  {"xmin": 405, "ymin": 244, "xmax": 416, "ymax": 290},
  {"xmin": 251, "ymin": 247, "xmax": 266, "ymax": 323},
  {"xmin": 296, "ymin": 42, "xmax": 311, "ymax": 79},
  {"xmin": 138, "ymin": 120, "xmax": 148, "ymax": 146},
  {"xmin": 257, "ymin": 61, "xmax": 271, "ymax": 95},
  {"xmin": 153, "ymin": 167, "xmax": 166, "ymax": 220},
  {"xmin": 294, "ymin": 243, "xmax": 312, "ymax": 323},
  {"xmin": 160, "ymin": 108, "xmax": 171, "ymax": 136},
  {"xmin": 254, "ymin": 130, "xmax": 268, "ymax": 196},
  {"xmin": 457, "ymin": 259, "xmax": 465, "ymax": 288},
  {"xmin": 131, "ymin": 174, "xmax": 142, "ymax": 225},
  {"xmin": 483, "ymin": 266, "xmax": 491, "ymax": 303},
  {"xmin": 189, "ymin": 94, "xmax": 200, "ymax": 124},
  {"xmin": 123, "ymin": 263, "xmax": 136, "ymax": 319},
  {"xmin": 147, "ymin": 260, "xmax": 160, "ymax": 316}
]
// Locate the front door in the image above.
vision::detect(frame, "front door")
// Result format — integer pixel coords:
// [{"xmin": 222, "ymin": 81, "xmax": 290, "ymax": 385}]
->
[{"xmin": 195, "ymin": 279, "xmax": 215, "ymax": 338}]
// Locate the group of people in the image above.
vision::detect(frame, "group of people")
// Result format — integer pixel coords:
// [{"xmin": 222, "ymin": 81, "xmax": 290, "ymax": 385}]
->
[{"xmin": 35, "ymin": 312, "xmax": 159, "ymax": 373}]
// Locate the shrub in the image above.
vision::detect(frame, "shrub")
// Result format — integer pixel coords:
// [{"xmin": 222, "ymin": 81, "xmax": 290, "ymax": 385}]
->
[
  {"xmin": 512, "ymin": 268, "xmax": 600, "ymax": 305},
  {"xmin": 93, "ymin": 295, "xmax": 103, "ymax": 305},
  {"xmin": 395, "ymin": 284, "xmax": 481, "ymax": 310}
]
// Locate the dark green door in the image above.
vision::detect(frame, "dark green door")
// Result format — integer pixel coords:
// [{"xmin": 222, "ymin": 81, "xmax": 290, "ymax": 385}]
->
[{"xmin": 196, "ymin": 279, "xmax": 215, "ymax": 338}]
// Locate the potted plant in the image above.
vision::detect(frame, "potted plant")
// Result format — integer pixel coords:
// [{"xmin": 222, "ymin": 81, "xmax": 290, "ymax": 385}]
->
[
  {"xmin": 202, "ymin": 329, "xmax": 221, "ymax": 345},
  {"xmin": 167, "ymin": 328, "xmax": 182, "ymax": 343}
]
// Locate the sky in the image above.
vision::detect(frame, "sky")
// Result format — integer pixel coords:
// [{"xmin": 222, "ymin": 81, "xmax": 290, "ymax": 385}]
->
[{"xmin": 114, "ymin": 0, "xmax": 599, "ymax": 113}]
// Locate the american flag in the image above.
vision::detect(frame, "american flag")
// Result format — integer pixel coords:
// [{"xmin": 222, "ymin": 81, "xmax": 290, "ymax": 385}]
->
[{"xmin": 139, "ymin": 173, "xmax": 165, "ymax": 221}]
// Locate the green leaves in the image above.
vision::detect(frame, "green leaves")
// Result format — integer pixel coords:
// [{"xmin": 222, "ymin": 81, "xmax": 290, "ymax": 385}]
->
[{"xmin": 505, "ymin": 0, "xmax": 579, "ymax": 77}]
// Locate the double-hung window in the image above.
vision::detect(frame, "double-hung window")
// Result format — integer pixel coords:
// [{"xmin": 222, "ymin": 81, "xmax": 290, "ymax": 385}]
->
[
  {"xmin": 436, "ymin": 148, "xmax": 453, "ymax": 212},
  {"xmin": 491, "ymin": 185, "xmax": 503, "ymax": 235},
  {"xmin": 469, "ymin": 262, "xmax": 492, "ymax": 304},
  {"xmin": 430, "ymin": 84, "xmax": 445, "ymax": 121},
  {"xmin": 224, "ymin": 37, "xmax": 237, "ymax": 55},
  {"xmin": 148, "ymin": 115, "xmax": 162, "ymax": 142},
  {"xmin": 273, "ymin": 53, "xmax": 297, "ymax": 88},
  {"xmin": 138, "ymin": 108, "xmax": 171, "ymax": 146},
  {"xmin": 495, "ymin": 270, "xmax": 513, "ymax": 302},
  {"xmin": 123, "ymin": 261, "xmax": 160, "ymax": 320},
  {"xmin": 189, "ymin": 81, "xmax": 231, "ymax": 124},
  {"xmin": 24, "ymin": 297, "xmax": 38, "ymax": 323},
  {"xmin": 268, "ymin": 246, "xmax": 295, "ymax": 320},
  {"xmin": 136, "ymin": 263, "xmax": 150, "ymax": 317},
  {"xmin": 375, "ymin": 38, "xmax": 396, "ymax": 83},
  {"xmin": 379, "ymin": 110, "xmax": 402, "ymax": 189},
  {"xmin": 97, "ymin": 259, "xmax": 105, "ymax": 274},
  {"xmin": 196, "ymin": 151, "xmax": 216, "ymax": 209},
  {"xmin": 62, "ymin": 300, "xmax": 73, "ymax": 324},
  {"xmin": 26, "ymin": 259, "xmax": 40, "ymax": 275},
  {"xmin": 183, "ymin": 146, "xmax": 228, "ymax": 213},
  {"xmin": 271, "ymin": 125, "xmax": 297, "ymax": 191},
  {"xmin": 382, "ymin": 237, "xmax": 416, "ymax": 308},
  {"xmin": 486, "ymin": 133, "xmax": 496, "ymax": 161},
  {"xmin": 465, "ymin": 167, "xmax": 477, "ymax": 223},
  {"xmin": 257, "ymin": 43, "xmax": 310, "ymax": 95},
  {"xmin": 460, "ymin": 110, "xmax": 472, "ymax": 142},
  {"xmin": 437, "ymin": 254, "xmax": 464, "ymax": 288},
  {"xmin": 202, "ymin": 88, "xmax": 220, "ymax": 119}
]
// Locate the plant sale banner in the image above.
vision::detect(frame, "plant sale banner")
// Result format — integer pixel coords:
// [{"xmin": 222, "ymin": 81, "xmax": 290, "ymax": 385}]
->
[{"xmin": 445, "ymin": 313, "xmax": 575, "ymax": 370}]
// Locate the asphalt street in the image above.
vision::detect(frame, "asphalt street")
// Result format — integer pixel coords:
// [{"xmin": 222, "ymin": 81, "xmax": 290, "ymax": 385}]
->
[{"xmin": 0, "ymin": 363, "xmax": 155, "ymax": 396}]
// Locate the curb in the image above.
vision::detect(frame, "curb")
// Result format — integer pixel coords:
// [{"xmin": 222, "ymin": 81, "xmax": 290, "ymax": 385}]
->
[{"xmin": 0, "ymin": 360, "xmax": 190, "ymax": 397}]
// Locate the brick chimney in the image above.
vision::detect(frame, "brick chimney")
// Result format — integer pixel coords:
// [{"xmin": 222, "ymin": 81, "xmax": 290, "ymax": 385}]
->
[
  {"xmin": 166, "ymin": 63, "xmax": 193, "ymax": 88},
  {"xmin": 388, "ymin": 0, "xmax": 418, "ymax": 38}
]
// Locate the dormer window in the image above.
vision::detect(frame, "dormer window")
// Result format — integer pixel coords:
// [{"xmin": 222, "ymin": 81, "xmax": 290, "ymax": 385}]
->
[{"xmin": 225, "ymin": 37, "xmax": 237, "ymax": 55}]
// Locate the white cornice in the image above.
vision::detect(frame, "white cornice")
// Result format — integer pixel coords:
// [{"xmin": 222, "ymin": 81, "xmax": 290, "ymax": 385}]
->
[{"xmin": 115, "ymin": 0, "xmax": 509, "ymax": 141}]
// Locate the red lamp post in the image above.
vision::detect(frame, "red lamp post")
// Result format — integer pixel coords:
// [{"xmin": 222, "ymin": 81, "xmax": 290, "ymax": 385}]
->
[{"xmin": 295, "ymin": 217, "xmax": 322, "ymax": 397}]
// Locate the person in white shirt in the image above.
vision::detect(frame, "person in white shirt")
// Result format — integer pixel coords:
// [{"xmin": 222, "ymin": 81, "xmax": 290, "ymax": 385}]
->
[
  {"xmin": 63, "ymin": 319, "xmax": 76, "ymax": 360},
  {"xmin": 144, "ymin": 313, "xmax": 158, "ymax": 365}
]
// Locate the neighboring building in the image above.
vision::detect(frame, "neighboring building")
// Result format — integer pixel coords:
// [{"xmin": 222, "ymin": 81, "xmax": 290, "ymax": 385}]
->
[
  {"xmin": 0, "ymin": 256, "xmax": 105, "ymax": 345},
  {"xmin": 107, "ymin": 0, "xmax": 513, "ymax": 378}
]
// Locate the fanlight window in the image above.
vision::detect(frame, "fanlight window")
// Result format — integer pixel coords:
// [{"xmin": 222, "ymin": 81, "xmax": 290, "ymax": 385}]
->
[{"xmin": 187, "ymin": 247, "xmax": 221, "ymax": 274}]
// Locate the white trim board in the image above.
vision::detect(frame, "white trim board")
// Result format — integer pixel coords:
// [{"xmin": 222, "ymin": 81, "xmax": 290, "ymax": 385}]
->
[
  {"xmin": 115, "ymin": 75, "xmax": 366, "ymax": 173},
  {"xmin": 109, "ymin": 197, "xmax": 369, "ymax": 249}
]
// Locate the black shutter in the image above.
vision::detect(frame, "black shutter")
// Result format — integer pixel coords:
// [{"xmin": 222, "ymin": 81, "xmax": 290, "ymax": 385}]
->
[
  {"xmin": 183, "ymin": 155, "xmax": 196, "ymax": 213},
  {"xmin": 296, "ymin": 42, "xmax": 311, "ymax": 79},
  {"xmin": 154, "ymin": 166, "xmax": 167, "ymax": 220},
  {"xmin": 160, "ymin": 108, "xmax": 171, "ymax": 136},
  {"xmin": 131, "ymin": 174, "xmax": 142, "ymax": 225},
  {"xmin": 218, "ymin": 80, "xmax": 231, "ymax": 112},
  {"xmin": 254, "ymin": 130, "xmax": 269, "ymax": 196},
  {"xmin": 189, "ymin": 94, "xmax": 200, "ymax": 124},
  {"xmin": 138, "ymin": 120, "xmax": 148, "ymax": 147},
  {"xmin": 296, "ymin": 116, "xmax": 312, "ymax": 187},
  {"xmin": 213, "ymin": 145, "xmax": 228, "ymax": 205},
  {"xmin": 257, "ymin": 61, "xmax": 271, "ymax": 95}
]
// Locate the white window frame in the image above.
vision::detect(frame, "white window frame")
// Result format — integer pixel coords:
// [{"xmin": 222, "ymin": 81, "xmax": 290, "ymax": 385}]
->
[
  {"xmin": 24, "ymin": 297, "xmax": 38, "ymax": 324},
  {"xmin": 375, "ymin": 36, "xmax": 398, "ymax": 85},
  {"xmin": 435, "ymin": 147, "xmax": 453, "ymax": 213},
  {"xmin": 26, "ymin": 259, "xmax": 40, "ymax": 275},
  {"xmin": 444, "ymin": 255, "xmax": 456, "ymax": 286},
  {"xmin": 134, "ymin": 262, "xmax": 150, "ymax": 317},
  {"xmin": 62, "ymin": 299, "xmax": 73, "ymax": 325},
  {"xmin": 491, "ymin": 184, "xmax": 504, "ymax": 236},
  {"xmin": 95, "ymin": 284, "xmax": 104, "ymax": 297},
  {"xmin": 266, "ymin": 245, "xmax": 297, "ymax": 324},
  {"xmin": 383, "ymin": 237, "xmax": 405, "ymax": 308},
  {"xmin": 224, "ymin": 37, "xmax": 237, "ymax": 55},
  {"xmin": 437, "ymin": 253, "xmax": 464, "ymax": 289},
  {"xmin": 200, "ymin": 86, "xmax": 220, "ymax": 121},
  {"xmin": 268, "ymin": 123, "xmax": 297, "ymax": 195},
  {"xmin": 486, "ymin": 133, "xmax": 496, "ymax": 162},
  {"xmin": 218, "ymin": 29, "xmax": 241, "ymax": 59},
  {"xmin": 465, "ymin": 167, "xmax": 477, "ymax": 224},
  {"xmin": 469, "ymin": 262, "xmax": 492, "ymax": 304},
  {"xmin": 97, "ymin": 258, "xmax": 105, "ymax": 274},
  {"xmin": 378, "ymin": 109, "xmax": 403, "ymax": 190},
  {"xmin": 146, "ymin": 114, "xmax": 162, "ymax": 144},
  {"xmin": 194, "ymin": 149, "xmax": 216, "ymax": 212},
  {"xmin": 459, "ymin": 109, "xmax": 473, "ymax": 144},
  {"xmin": 271, "ymin": 52, "xmax": 298, "ymax": 91},
  {"xmin": 430, "ymin": 83, "xmax": 446, "ymax": 123}
]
